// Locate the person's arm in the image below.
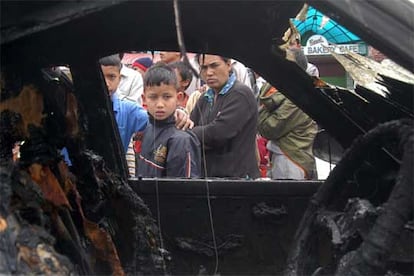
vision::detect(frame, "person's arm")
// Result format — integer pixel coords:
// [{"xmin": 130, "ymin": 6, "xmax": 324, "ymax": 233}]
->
[
  {"xmin": 165, "ymin": 132, "xmax": 201, "ymax": 177},
  {"xmin": 174, "ymin": 108, "xmax": 194, "ymax": 130},
  {"xmin": 191, "ymin": 91, "xmax": 255, "ymax": 148},
  {"xmin": 258, "ymin": 98, "xmax": 307, "ymax": 140},
  {"xmin": 124, "ymin": 101, "xmax": 148, "ymax": 147}
]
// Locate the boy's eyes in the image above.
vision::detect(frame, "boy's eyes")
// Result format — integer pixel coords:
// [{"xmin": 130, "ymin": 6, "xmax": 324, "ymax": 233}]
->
[
  {"xmin": 147, "ymin": 94, "xmax": 173, "ymax": 100},
  {"xmin": 106, "ymin": 74, "xmax": 117, "ymax": 81},
  {"xmin": 147, "ymin": 94, "xmax": 157, "ymax": 100}
]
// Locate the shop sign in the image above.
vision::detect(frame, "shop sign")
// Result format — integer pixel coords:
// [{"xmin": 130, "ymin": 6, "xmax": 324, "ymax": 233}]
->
[{"xmin": 303, "ymin": 35, "xmax": 362, "ymax": 56}]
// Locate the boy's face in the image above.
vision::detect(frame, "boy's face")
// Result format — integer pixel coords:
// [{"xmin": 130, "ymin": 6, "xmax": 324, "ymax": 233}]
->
[
  {"xmin": 174, "ymin": 68, "xmax": 190, "ymax": 93},
  {"xmin": 101, "ymin": 65, "xmax": 121, "ymax": 95},
  {"xmin": 174, "ymin": 68, "xmax": 190, "ymax": 108},
  {"xmin": 144, "ymin": 83, "xmax": 178, "ymax": 120}
]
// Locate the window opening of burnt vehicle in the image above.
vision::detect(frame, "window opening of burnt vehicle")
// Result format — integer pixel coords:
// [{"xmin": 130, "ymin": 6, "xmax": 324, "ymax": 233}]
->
[{"xmin": 2, "ymin": 0, "xmax": 413, "ymax": 275}]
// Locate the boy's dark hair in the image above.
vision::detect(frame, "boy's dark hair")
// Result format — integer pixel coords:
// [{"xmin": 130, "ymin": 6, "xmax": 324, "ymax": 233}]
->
[
  {"xmin": 99, "ymin": 54, "xmax": 122, "ymax": 70},
  {"xmin": 169, "ymin": 61, "xmax": 193, "ymax": 90},
  {"xmin": 144, "ymin": 62, "xmax": 178, "ymax": 89}
]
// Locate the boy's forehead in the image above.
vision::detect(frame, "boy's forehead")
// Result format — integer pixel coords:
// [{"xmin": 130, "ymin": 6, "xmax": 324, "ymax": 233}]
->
[
  {"xmin": 101, "ymin": 65, "xmax": 120, "ymax": 74},
  {"xmin": 145, "ymin": 83, "xmax": 177, "ymax": 93}
]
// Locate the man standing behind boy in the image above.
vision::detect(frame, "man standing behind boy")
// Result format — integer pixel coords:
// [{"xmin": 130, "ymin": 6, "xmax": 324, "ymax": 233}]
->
[
  {"xmin": 190, "ymin": 54, "xmax": 259, "ymax": 179},
  {"xmin": 136, "ymin": 63, "xmax": 201, "ymax": 178}
]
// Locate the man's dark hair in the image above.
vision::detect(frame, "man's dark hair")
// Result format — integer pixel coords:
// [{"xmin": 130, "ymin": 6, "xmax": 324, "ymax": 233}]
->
[
  {"xmin": 289, "ymin": 48, "xmax": 308, "ymax": 71},
  {"xmin": 99, "ymin": 54, "xmax": 122, "ymax": 70},
  {"xmin": 196, "ymin": 53, "xmax": 230, "ymax": 64},
  {"xmin": 144, "ymin": 62, "xmax": 178, "ymax": 89},
  {"xmin": 169, "ymin": 61, "xmax": 193, "ymax": 90}
]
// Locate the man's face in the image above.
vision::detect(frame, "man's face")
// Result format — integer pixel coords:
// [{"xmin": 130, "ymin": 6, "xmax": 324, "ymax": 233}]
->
[
  {"xmin": 369, "ymin": 47, "xmax": 386, "ymax": 62},
  {"xmin": 199, "ymin": 54, "xmax": 231, "ymax": 93},
  {"xmin": 160, "ymin": 51, "xmax": 181, "ymax": 63},
  {"xmin": 144, "ymin": 83, "xmax": 178, "ymax": 120},
  {"xmin": 101, "ymin": 65, "xmax": 121, "ymax": 95}
]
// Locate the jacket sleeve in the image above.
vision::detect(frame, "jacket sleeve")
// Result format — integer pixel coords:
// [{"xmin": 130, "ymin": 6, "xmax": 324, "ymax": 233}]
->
[
  {"xmin": 165, "ymin": 132, "xmax": 201, "ymax": 178},
  {"xmin": 192, "ymin": 90, "xmax": 256, "ymax": 148},
  {"xmin": 130, "ymin": 104, "xmax": 148, "ymax": 132},
  {"xmin": 258, "ymin": 97, "xmax": 307, "ymax": 141},
  {"xmin": 124, "ymin": 102, "xmax": 148, "ymax": 147}
]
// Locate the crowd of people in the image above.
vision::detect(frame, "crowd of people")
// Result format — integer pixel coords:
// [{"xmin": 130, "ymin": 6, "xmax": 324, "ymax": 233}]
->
[{"xmin": 99, "ymin": 48, "xmax": 319, "ymax": 180}]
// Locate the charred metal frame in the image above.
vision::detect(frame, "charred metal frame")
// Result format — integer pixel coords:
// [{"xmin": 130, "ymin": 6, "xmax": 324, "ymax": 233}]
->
[{"xmin": 131, "ymin": 179, "xmax": 321, "ymax": 275}]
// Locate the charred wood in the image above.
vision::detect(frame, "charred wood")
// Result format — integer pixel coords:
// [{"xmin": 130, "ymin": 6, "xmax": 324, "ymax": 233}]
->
[{"xmin": 0, "ymin": 66, "xmax": 167, "ymax": 275}]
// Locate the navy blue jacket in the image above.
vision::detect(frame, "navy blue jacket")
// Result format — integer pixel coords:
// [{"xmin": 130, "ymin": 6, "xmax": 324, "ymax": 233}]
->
[{"xmin": 136, "ymin": 114, "xmax": 201, "ymax": 178}]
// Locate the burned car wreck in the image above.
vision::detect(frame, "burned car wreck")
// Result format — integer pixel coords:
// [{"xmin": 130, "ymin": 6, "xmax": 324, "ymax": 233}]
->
[{"xmin": 1, "ymin": 0, "xmax": 413, "ymax": 275}]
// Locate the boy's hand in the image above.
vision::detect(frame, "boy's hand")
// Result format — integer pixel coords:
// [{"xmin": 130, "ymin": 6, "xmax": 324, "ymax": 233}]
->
[{"xmin": 175, "ymin": 108, "xmax": 194, "ymax": 130}]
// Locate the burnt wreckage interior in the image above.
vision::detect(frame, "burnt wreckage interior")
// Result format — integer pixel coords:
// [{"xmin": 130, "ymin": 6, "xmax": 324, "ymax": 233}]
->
[{"xmin": 0, "ymin": 1, "xmax": 413, "ymax": 275}]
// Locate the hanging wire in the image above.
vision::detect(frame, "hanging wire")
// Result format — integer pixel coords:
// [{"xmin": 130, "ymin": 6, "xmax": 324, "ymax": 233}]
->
[
  {"xmin": 173, "ymin": 4, "xmax": 220, "ymax": 268},
  {"xmin": 173, "ymin": 0, "xmax": 199, "ymax": 79},
  {"xmin": 142, "ymin": 111, "xmax": 167, "ymax": 273},
  {"xmin": 155, "ymin": 180, "xmax": 167, "ymax": 273},
  {"xmin": 153, "ymin": 121, "xmax": 168, "ymax": 273},
  {"xmin": 198, "ymin": 88, "xmax": 220, "ymax": 275},
  {"xmin": 197, "ymin": 53, "xmax": 219, "ymax": 275}
]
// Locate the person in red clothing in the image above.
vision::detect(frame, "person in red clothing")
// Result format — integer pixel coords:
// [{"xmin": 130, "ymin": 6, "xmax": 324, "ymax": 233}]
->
[{"xmin": 257, "ymin": 135, "xmax": 269, "ymax": 177}]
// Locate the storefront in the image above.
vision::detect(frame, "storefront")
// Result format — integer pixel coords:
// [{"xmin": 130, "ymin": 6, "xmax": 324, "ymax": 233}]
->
[
  {"xmin": 303, "ymin": 34, "xmax": 367, "ymax": 88},
  {"xmin": 294, "ymin": 6, "xmax": 368, "ymax": 88}
]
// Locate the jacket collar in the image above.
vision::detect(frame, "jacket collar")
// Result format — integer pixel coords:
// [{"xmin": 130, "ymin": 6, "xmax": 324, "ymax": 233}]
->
[
  {"xmin": 148, "ymin": 113, "xmax": 175, "ymax": 126},
  {"xmin": 111, "ymin": 92, "xmax": 120, "ymax": 113},
  {"xmin": 204, "ymin": 72, "xmax": 236, "ymax": 103}
]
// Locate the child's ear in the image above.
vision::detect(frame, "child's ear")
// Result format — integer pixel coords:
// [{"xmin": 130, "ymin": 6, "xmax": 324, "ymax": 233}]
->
[
  {"xmin": 142, "ymin": 93, "xmax": 146, "ymax": 104},
  {"xmin": 177, "ymin": 91, "xmax": 184, "ymax": 101}
]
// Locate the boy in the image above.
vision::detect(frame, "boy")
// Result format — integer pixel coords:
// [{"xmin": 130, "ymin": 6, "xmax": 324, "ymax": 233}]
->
[
  {"xmin": 136, "ymin": 63, "xmax": 201, "ymax": 178},
  {"xmin": 169, "ymin": 61, "xmax": 193, "ymax": 108},
  {"xmin": 99, "ymin": 55, "xmax": 148, "ymax": 152},
  {"xmin": 99, "ymin": 55, "xmax": 194, "ymax": 177}
]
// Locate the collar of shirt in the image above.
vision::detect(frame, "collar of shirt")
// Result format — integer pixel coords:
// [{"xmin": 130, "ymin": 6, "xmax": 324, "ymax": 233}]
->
[
  {"xmin": 204, "ymin": 72, "xmax": 236, "ymax": 103},
  {"xmin": 111, "ymin": 92, "xmax": 120, "ymax": 114}
]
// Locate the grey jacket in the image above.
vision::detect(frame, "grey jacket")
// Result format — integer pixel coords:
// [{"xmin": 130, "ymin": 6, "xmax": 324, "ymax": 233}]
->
[{"xmin": 191, "ymin": 81, "xmax": 260, "ymax": 179}]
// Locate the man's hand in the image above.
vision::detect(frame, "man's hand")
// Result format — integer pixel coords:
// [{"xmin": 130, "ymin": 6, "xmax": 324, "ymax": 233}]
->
[{"xmin": 175, "ymin": 108, "xmax": 194, "ymax": 130}]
